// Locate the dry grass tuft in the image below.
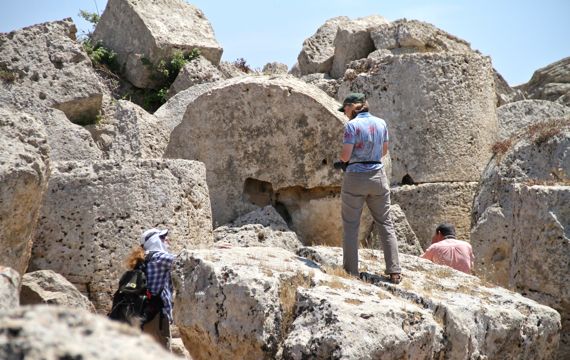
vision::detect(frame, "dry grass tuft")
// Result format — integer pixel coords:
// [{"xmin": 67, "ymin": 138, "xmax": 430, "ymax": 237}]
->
[
  {"xmin": 491, "ymin": 138, "xmax": 513, "ymax": 156},
  {"xmin": 344, "ymin": 298, "xmax": 364, "ymax": 305},
  {"xmin": 321, "ymin": 265, "xmax": 353, "ymax": 279},
  {"xmin": 321, "ymin": 278, "xmax": 348, "ymax": 290},
  {"xmin": 279, "ymin": 271, "xmax": 313, "ymax": 337},
  {"xmin": 527, "ymin": 118, "xmax": 568, "ymax": 146}
]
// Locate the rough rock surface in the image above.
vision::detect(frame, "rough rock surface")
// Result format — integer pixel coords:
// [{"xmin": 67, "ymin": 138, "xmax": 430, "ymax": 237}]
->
[
  {"xmin": 497, "ymin": 99, "xmax": 570, "ymax": 139},
  {"xmin": 214, "ymin": 206, "xmax": 302, "ymax": 252},
  {"xmin": 494, "ymin": 69, "xmax": 525, "ymax": 106},
  {"xmin": 331, "ymin": 15, "xmax": 389, "ymax": 78},
  {"xmin": 155, "ymin": 82, "xmax": 219, "ymax": 132},
  {"xmin": 471, "ymin": 119, "xmax": 570, "ymax": 359},
  {"xmin": 339, "ymin": 52, "xmax": 497, "ymax": 184},
  {"xmin": 93, "ymin": 0, "xmax": 222, "ymax": 89},
  {"xmin": 0, "ymin": 19, "xmax": 104, "ymax": 124},
  {"xmin": 167, "ymin": 56, "xmax": 223, "ymax": 99},
  {"xmin": 365, "ymin": 204, "xmax": 423, "ymax": 255},
  {"xmin": 173, "ymin": 246, "xmax": 561, "ymax": 360},
  {"xmin": 0, "ymin": 305, "xmax": 179, "ymax": 360},
  {"xmin": 30, "ymin": 159, "xmax": 213, "ymax": 312},
  {"xmin": 0, "ymin": 108, "xmax": 50, "ymax": 275},
  {"xmin": 217, "ymin": 61, "xmax": 248, "ymax": 79},
  {"xmin": 520, "ymin": 56, "xmax": 570, "ymax": 106},
  {"xmin": 297, "ymin": 16, "xmax": 350, "ymax": 76},
  {"xmin": 371, "ymin": 19, "xmax": 472, "ymax": 55},
  {"xmin": 20, "ymin": 270, "xmax": 95, "ymax": 311},
  {"xmin": 164, "ymin": 76, "xmax": 346, "ymax": 230},
  {"xmin": 0, "ymin": 267, "xmax": 20, "ymax": 311},
  {"xmin": 87, "ymin": 100, "xmax": 170, "ymax": 160},
  {"xmin": 262, "ymin": 62, "xmax": 288, "ymax": 75},
  {"xmin": 391, "ymin": 182, "xmax": 479, "ymax": 249},
  {"xmin": 300, "ymin": 73, "xmax": 340, "ymax": 98}
]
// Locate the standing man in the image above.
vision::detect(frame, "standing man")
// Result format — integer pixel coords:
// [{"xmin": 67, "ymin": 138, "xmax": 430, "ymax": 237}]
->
[
  {"xmin": 421, "ymin": 223, "xmax": 474, "ymax": 274},
  {"xmin": 336, "ymin": 93, "xmax": 402, "ymax": 284}
]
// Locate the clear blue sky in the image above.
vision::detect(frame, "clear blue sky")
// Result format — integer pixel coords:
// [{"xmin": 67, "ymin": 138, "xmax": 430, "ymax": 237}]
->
[{"xmin": 1, "ymin": 0, "xmax": 569, "ymax": 86}]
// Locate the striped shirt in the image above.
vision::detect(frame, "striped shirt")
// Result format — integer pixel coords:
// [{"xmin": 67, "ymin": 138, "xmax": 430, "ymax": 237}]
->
[{"xmin": 146, "ymin": 251, "xmax": 175, "ymax": 322}]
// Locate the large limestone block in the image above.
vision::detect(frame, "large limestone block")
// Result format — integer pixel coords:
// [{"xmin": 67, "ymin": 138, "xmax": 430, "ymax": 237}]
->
[
  {"xmin": 371, "ymin": 19, "xmax": 472, "ymax": 55},
  {"xmin": 365, "ymin": 204, "xmax": 423, "ymax": 255},
  {"xmin": 339, "ymin": 52, "xmax": 498, "ymax": 184},
  {"xmin": 213, "ymin": 206, "xmax": 302, "ymax": 252},
  {"xmin": 520, "ymin": 56, "xmax": 570, "ymax": 105},
  {"xmin": 0, "ymin": 305, "xmax": 179, "ymax": 360},
  {"xmin": 88, "ymin": 100, "xmax": 169, "ymax": 160},
  {"xmin": 93, "ymin": 0, "xmax": 222, "ymax": 89},
  {"xmin": 391, "ymin": 182, "xmax": 478, "ymax": 249},
  {"xmin": 173, "ymin": 247, "xmax": 443, "ymax": 360},
  {"xmin": 167, "ymin": 56, "xmax": 223, "ymax": 99},
  {"xmin": 0, "ymin": 267, "xmax": 20, "ymax": 311},
  {"xmin": 493, "ymin": 69, "xmax": 525, "ymax": 106},
  {"xmin": 300, "ymin": 246, "xmax": 561, "ymax": 360},
  {"xmin": 0, "ymin": 108, "xmax": 50, "ymax": 275},
  {"xmin": 164, "ymin": 76, "xmax": 346, "ymax": 228},
  {"xmin": 0, "ymin": 19, "xmax": 104, "ymax": 124},
  {"xmin": 173, "ymin": 246, "xmax": 560, "ymax": 360},
  {"xmin": 20, "ymin": 270, "xmax": 95, "ymax": 311},
  {"xmin": 300, "ymin": 73, "xmax": 340, "ymax": 98},
  {"xmin": 497, "ymin": 99, "xmax": 570, "ymax": 140},
  {"xmin": 331, "ymin": 15, "xmax": 389, "ymax": 78},
  {"xmin": 30, "ymin": 159, "xmax": 213, "ymax": 312},
  {"xmin": 471, "ymin": 120, "xmax": 570, "ymax": 358},
  {"xmin": 297, "ymin": 16, "xmax": 350, "ymax": 76}
]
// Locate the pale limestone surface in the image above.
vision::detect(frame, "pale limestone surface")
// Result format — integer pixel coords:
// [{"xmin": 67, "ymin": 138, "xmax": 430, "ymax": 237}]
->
[
  {"xmin": 92, "ymin": 0, "xmax": 222, "ymax": 89},
  {"xmin": 164, "ymin": 76, "xmax": 346, "ymax": 229},
  {"xmin": 497, "ymin": 99, "xmax": 570, "ymax": 139},
  {"xmin": 172, "ymin": 246, "xmax": 560, "ymax": 360},
  {"xmin": 339, "ymin": 52, "xmax": 497, "ymax": 184},
  {"xmin": 0, "ymin": 267, "xmax": 20, "ymax": 311},
  {"xmin": 331, "ymin": 15, "xmax": 390, "ymax": 78},
  {"xmin": 0, "ymin": 305, "xmax": 179, "ymax": 360},
  {"xmin": 0, "ymin": 19, "xmax": 104, "ymax": 124},
  {"xmin": 213, "ymin": 206, "xmax": 302, "ymax": 252},
  {"xmin": 0, "ymin": 108, "xmax": 50, "ymax": 275},
  {"xmin": 520, "ymin": 56, "xmax": 570, "ymax": 106},
  {"xmin": 30, "ymin": 159, "xmax": 213, "ymax": 312},
  {"xmin": 371, "ymin": 19, "xmax": 472, "ymax": 55},
  {"xmin": 391, "ymin": 182, "xmax": 479, "ymax": 249},
  {"xmin": 87, "ymin": 100, "xmax": 169, "ymax": 160},
  {"xmin": 167, "ymin": 56, "xmax": 223, "ymax": 99},
  {"xmin": 20, "ymin": 270, "xmax": 95, "ymax": 311},
  {"xmin": 296, "ymin": 16, "xmax": 350, "ymax": 76},
  {"xmin": 300, "ymin": 73, "xmax": 340, "ymax": 98},
  {"xmin": 493, "ymin": 69, "xmax": 525, "ymax": 106},
  {"xmin": 262, "ymin": 62, "xmax": 288, "ymax": 75},
  {"xmin": 471, "ymin": 121, "xmax": 570, "ymax": 359}
]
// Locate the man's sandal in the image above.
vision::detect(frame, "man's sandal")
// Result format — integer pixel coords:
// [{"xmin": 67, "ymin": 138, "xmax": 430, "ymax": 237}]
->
[{"xmin": 389, "ymin": 273, "xmax": 402, "ymax": 284}]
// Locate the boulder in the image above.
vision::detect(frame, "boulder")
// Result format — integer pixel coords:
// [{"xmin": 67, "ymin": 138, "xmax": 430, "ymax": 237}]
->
[
  {"xmin": 296, "ymin": 16, "xmax": 350, "ymax": 76},
  {"xmin": 155, "ymin": 82, "xmax": 220, "ymax": 132},
  {"xmin": 519, "ymin": 56, "xmax": 570, "ymax": 106},
  {"xmin": 391, "ymin": 182, "xmax": 479, "ymax": 249},
  {"xmin": 493, "ymin": 69, "xmax": 525, "ymax": 106},
  {"xmin": 172, "ymin": 246, "xmax": 561, "ymax": 360},
  {"xmin": 364, "ymin": 204, "xmax": 423, "ymax": 255},
  {"xmin": 471, "ymin": 118, "xmax": 570, "ymax": 358},
  {"xmin": 0, "ymin": 267, "xmax": 20, "ymax": 311},
  {"xmin": 30, "ymin": 159, "xmax": 213, "ymax": 312},
  {"xmin": 20, "ymin": 270, "xmax": 95, "ymax": 311},
  {"xmin": 371, "ymin": 19, "xmax": 472, "ymax": 55},
  {"xmin": 497, "ymin": 100, "xmax": 570, "ymax": 140},
  {"xmin": 0, "ymin": 305, "xmax": 179, "ymax": 360},
  {"xmin": 164, "ymin": 76, "xmax": 346, "ymax": 231},
  {"xmin": 262, "ymin": 62, "xmax": 288, "ymax": 75},
  {"xmin": 0, "ymin": 19, "xmax": 104, "ymax": 124},
  {"xmin": 87, "ymin": 100, "xmax": 170, "ymax": 160},
  {"xmin": 331, "ymin": 15, "xmax": 390, "ymax": 79},
  {"xmin": 92, "ymin": 0, "xmax": 222, "ymax": 89},
  {"xmin": 339, "ymin": 52, "xmax": 497, "ymax": 184},
  {"xmin": 0, "ymin": 108, "xmax": 50, "ymax": 275},
  {"xmin": 300, "ymin": 73, "xmax": 340, "ymax": 98},
  {"xmin": 217, "ymin": 61, "xmax": 248, "ymax": 79},
  {"xmin": 213, "ymin": 206, "xmax": 302, "ymax": 252},
  {"xmin": 167, "ymin": 56, "xmax": 223, "ymax": 99}
]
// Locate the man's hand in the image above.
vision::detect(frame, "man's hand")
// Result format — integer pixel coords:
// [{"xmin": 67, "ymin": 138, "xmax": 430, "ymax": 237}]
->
[{"xmin": 333, "ymin": 161, "xmax": 348, "ymax": 171}]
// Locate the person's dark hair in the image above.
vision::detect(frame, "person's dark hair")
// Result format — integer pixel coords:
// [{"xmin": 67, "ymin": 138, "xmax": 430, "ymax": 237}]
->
[
  {"xmin": 435, "ymin": 223, "xmax": 456, "ymax": 238},
  {"xmin": 350, "ymin": 101, "xmax": 369, "ymax": 119}
]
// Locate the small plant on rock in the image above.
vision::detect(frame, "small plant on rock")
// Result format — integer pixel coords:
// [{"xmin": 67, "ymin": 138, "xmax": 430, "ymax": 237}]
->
[
  {"xmin": 233, "ymin": 57, "xmax": 253, "ymax": 73},
  {"xmin": 0, "ymin": 64, "xmax": 18, "ymax": 83}
]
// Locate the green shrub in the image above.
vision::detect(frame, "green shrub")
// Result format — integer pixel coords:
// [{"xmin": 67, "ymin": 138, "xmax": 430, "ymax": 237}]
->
[
  {"xmin": 82, "ymin": 40, "xmax": 120, "ymax": 73},
  {"xmin": 78, "ymin": 10, "xmax": 100, "ymax": 25},
  {"xmin": 0, "ymin": 64, "xmax": 17, "ymax": 83}
]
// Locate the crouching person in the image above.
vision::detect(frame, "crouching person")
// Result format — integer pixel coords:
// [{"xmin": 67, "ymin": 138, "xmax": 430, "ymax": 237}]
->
[{"xmin": 421, "ymin": 223, "xmax": 474, "ymax": 274}]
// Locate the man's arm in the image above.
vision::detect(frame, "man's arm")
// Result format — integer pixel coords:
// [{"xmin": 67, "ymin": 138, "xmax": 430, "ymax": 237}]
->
[
  {"xmin": 339, "ymin": 143, "xmax": 354, "ymax": 163},
  {"xmin": 382, "ymin": 142, "xmax": 389, "ymax": 157}
]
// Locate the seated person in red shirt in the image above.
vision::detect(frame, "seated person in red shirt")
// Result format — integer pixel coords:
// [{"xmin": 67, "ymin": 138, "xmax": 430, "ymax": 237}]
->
[{"xmin": 421, "ymin": 223, "xmax": 474, "ymax": 274}]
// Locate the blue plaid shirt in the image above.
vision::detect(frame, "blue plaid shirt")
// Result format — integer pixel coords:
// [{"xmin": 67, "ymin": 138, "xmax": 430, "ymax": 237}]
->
[{"xmin": 146, "ymin": 251, "xmax": 175, "ymax": 322}]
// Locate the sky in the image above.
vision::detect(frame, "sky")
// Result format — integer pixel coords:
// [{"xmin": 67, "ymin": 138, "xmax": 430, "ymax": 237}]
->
[{"xmin": 1, "ymin": 0, "xmax": 569, "ymax": 86}]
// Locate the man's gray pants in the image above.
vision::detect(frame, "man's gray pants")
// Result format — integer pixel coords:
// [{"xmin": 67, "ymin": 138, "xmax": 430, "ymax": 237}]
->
[{"xmin": 341, "ymin": 168, "xmax": 401, "ymax": 276}]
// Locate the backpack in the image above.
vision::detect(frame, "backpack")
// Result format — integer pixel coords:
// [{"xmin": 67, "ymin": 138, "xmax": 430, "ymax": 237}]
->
[{"xmin": 108, "ymin": 252, "xmax": 162, "ymax": 327}]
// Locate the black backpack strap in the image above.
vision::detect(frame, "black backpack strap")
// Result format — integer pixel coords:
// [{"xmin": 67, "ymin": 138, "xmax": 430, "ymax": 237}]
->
[{"xmin": 347, "ymin": 160, "xmax": 382, "ymax": 167}]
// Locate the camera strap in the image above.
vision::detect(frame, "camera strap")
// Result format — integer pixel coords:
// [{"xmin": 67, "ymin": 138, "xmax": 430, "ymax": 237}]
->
[{"xmin": 347, "ymin": 161, "xmax": 382, "ymax": 167}]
